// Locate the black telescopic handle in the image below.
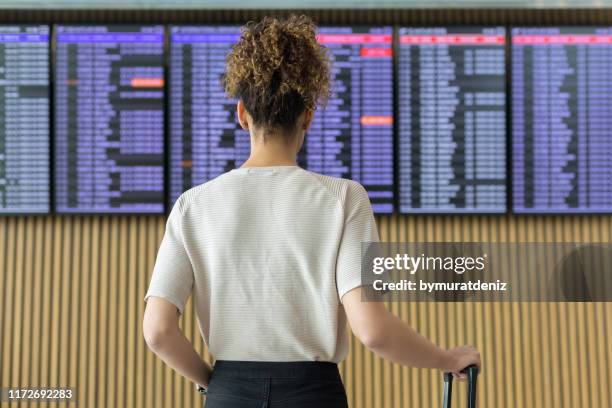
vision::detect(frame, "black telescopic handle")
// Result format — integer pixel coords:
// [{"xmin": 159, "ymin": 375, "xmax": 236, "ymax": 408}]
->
[
  {"xmin": 443, "ymin": 371, "xmax": 453, "ymax": 408},
  {"xmin": 442, "ymin": 365, "xmax": 479, "ymax": 408},
  {"xmin": 466, "ymin": 365, "xmax": 479, "ymax": 408}
]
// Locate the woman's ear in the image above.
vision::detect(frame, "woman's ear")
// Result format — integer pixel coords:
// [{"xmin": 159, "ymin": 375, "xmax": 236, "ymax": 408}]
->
[
  {"xmin": 302, "ymin": 109, "xmax": 314, "ymax": 131},
  {"xmin": 237, "ymin": 100, "xmax": 249, "ymax": 131}
]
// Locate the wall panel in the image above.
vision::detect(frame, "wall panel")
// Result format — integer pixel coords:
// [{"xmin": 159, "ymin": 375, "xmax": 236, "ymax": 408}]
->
[{"xmin": 1, "ymin": 215, "xmax": 612, "ymax": 408}]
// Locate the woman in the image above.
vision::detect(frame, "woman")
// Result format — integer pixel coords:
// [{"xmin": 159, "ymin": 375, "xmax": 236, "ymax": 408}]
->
[{"xmin": 143, "ymin": 15, "xmax": 480, "ymax": 407}]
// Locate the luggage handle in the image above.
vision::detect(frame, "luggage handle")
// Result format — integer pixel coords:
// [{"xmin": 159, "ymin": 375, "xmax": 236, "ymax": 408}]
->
[{"xmin": 443, "ymin": 365, "xmax": 479, "ymax": 408}]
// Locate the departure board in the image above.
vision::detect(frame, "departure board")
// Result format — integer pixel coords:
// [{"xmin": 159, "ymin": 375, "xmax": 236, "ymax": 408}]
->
[
  {"xmin": 168, "ymin": 26, "xmax": 248, "ymax": 206},
  {"xmin": 169, "ymin": 25, "xmax": 394, "ymax": 213},
  {"xmin": 397, "ymin": 27, "xmax": 507, "ymax": 213},
  {"xmin": 54, "ymin": 25, "xmax": 165, "ymax": 214},
  {"xmin": 0, "ymin": 25, "xmax": 49, "ymax": 214},
  {"xmin": 512, "ymin": 27, "xmax": 612, "ymax": 213},
  {"xmin": 308, "ymin": 27, "xmax": 394, "ymax": 213}
]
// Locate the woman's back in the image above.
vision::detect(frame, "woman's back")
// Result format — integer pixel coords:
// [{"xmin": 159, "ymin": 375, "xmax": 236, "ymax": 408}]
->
[
  {"xmin": 147, "ymin": 165, "xmax": 378, "ymax": 362},
  {"xmin": 143, "ymin": 16, "xmax": 480, "ymax": 407}
]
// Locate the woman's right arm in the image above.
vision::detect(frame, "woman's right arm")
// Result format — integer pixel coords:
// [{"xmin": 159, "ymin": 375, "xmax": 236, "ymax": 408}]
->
[{"xmin": 342, "ymin": 287, "xmax": 481, "ymax": 378}]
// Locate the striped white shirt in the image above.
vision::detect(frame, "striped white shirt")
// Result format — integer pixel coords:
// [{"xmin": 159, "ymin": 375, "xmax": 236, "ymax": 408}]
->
[{"xmin": 145, "ymin": 165, "xmax": 379, "ymax": 362}]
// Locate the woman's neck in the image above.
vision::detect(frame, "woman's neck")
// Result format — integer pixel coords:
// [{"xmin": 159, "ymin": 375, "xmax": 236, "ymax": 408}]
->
[
  {"xmin": 241, "ymin": 157, "xmax": 297, "ymax": 168},
  {"xmin": 241, "ymin": 131, "xmax": 300, "ymax": 168}
]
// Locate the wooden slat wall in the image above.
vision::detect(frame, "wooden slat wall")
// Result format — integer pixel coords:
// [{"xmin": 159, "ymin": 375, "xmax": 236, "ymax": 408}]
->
[{"xmin": 1, "ymin": 215, "xmax": 611, "ymax": 408}]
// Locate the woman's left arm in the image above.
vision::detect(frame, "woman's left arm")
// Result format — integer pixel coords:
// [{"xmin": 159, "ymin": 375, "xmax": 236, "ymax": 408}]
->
[{"xmin": 143, "ymin": 297, "xmax": 212, "ymax": 387}]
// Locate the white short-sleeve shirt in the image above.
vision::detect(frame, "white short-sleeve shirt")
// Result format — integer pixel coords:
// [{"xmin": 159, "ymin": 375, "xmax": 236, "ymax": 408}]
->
[{"xmin": 145, "ymin": 165, "xmax": 379, "ymax": 363}]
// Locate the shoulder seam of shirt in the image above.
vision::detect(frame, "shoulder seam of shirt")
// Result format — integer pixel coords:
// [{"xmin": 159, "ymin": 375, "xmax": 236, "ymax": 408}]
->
[
  {"xmin": 175, "ymin": 182, "xmax": 211, "ymax": 215},
  {"xmin": 301, "ymin": 170, "xmax": 349, "ymax": 215}
]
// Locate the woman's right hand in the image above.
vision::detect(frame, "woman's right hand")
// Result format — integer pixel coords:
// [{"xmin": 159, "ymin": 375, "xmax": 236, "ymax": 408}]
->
[{"xmin": 445, "ymin": 346, "xmax": 481, "ymax": 380}]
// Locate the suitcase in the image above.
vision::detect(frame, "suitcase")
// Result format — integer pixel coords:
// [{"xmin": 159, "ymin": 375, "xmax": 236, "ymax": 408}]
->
[{"xmin": 443, "ymin": 365, "xmax": 479, "ymax": 408}]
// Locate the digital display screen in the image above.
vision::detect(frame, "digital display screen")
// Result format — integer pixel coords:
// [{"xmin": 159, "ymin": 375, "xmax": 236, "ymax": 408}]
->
[
  {"xmin": 169, "ymin": 25, "xmax": 394, "ymax": 213},
  {"xmin": 0, "ymin": 25, "xmax": 49, "ymax": 214},
  {"xmin": 54, "ymin": 25, "xmax": 165, "ymax": 214},
  {"xmin": 168, "ymin": 26, "xmax": 248, "ymax": 206},
  {"xmin": 308, "ymin": 26, "xmax": 395, "ymax": 213},
  {"xmin": 397, "ymin": 27, "xmax": 507, "ymax": 213},
  {"xmin": 512, "ymin": 27, "xmax": 612, "ymax": 213}
]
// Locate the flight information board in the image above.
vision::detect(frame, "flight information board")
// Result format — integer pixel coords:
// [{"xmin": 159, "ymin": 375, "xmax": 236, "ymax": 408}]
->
[
  {"xmin": 168, "ymin": 26, "xmax": 248, "ymax": 206},
  {"xmin": 397, "ymin": 27, "xmax": 507, "ymax": 213},
  {"xmin": 54, "ymin": 25, "xmax": 165, "ymax": 213},
  {"xmin": 169, "ymin": 25, "xmax": 394, "ymax": 213},
  {"xmin": 512, "ymin": 27, "xmax": 612, "ymax": 213},
  {"xmin": 308, "ymin": 26, "xmax": 394, "ymax": 213},
  {"xmin": 0, "ymin": 25, "xmax": 49, "ymax": 214}
]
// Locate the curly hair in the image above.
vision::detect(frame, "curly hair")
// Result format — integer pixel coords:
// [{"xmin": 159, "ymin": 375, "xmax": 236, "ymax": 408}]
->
[{"xmin": 224, "ymin": 15, "xmax": 331, "ymax": 135}]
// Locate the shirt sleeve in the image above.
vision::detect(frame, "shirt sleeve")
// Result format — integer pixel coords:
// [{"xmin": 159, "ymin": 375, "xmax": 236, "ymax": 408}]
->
[
  {"xmin": 336, "ymin": 181, "xmax": 380, "ymax": 301},
  {"xmin": 144, "ymin": 198, "xmax": 194, "ymax": 314}
]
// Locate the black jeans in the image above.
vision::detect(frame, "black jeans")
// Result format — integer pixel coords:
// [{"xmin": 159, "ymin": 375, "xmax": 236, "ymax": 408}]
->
[{"xmin": 204, "ymin": 361, "xmax": 349, "ymax": 408}]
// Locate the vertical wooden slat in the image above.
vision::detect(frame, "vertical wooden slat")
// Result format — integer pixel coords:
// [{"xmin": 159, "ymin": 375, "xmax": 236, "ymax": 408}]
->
[
  {"xmin": 87, "ymin": 217, "xmax": 100, "ymax": 408},
  {"xmin": 558, "ymin": 218, "xmax": 573, "ymax": 407},
  {"xmin": 585, "ymin": 303, "xmax": 598, "ymax": 408},
  {"xmin": 4, "ymin": 218, "xmax": 14, "ymax": 390},
  {"xmin": 605, "ymin": 302, "xmax": 612, "ymax": 408},
  {"xmin": 596, "ymin": 303, "xmax": 610, "ymax": 408},
  {"xmin": 364, "ymin": 328, "xmax": 373, "ymax": 408},
  {"xmin": 353, "ymin": 321, "xmax": 363, "ymax": 408},
  {"xmin": 49, "ymin": 218, "xmax": 62, "ymax": 389},
  {"xmin": 19, "ymin": 218, "xmax": 32, "ymax": 400},
  {"xmin": 34, "ymin": 218, "xmax": 49, "ymax": 398},
  {"xmin": 109, "ymin": 218, "xmax": 119, "ymax": 406},
  {"xmin": 59, "ymin": 216, "xmax": 71, "ymax": 394},
  {"xmin": 153, "ymin": 216, "xmax": 167, "ymax": 408},
  {"xmin": 126, "ymin": 218, "xmax": 138, "ymax": 408},
  {"xmin": 11, "ymin": 219, "xmax": 24, "ymax": 392},
  {"xmin": 77, "ymin": 217, "xmax": 90, "ymax": 407},
  {"xmin": 341, "ymin": 331, "xmax": 353, "ymax": 406},
  {"xmin": 136, "ymin": 217, "xmax": 149, "ymax": 408},
  {"xmin": 116, "ymin": 218, "xmax": 129, "ymax": 407},
  {"xmin": 67, "ymin": 217, "xmax": 80, "ymax": 399},
  {"xmin": 98, "ymin": 218, "xmax": 111, "ymax": 407},
  {"xmin": 26, "ymin": 218, "xmax": 42, "ymax": 404}
]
